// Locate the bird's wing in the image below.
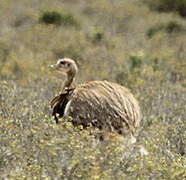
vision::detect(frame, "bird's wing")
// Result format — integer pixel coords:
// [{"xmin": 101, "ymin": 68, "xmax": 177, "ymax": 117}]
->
[
  {"xmin": 69, "ymin": 81, "xmax": 140, "ymax": 133},
  {"xmin": 51, "ymin": 88, "xmax": 75, "ymax": 123}
]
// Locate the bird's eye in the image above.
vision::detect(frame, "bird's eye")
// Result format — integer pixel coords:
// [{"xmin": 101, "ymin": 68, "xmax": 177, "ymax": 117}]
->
[{"xmin": 60, "ymin": 61, "xmax": 65, "ymax": 65}]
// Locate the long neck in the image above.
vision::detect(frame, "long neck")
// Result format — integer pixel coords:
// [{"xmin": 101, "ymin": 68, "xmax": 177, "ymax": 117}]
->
[{"xmin": 63, "ymin": 70, "xmax": 75, "ymax": 90}]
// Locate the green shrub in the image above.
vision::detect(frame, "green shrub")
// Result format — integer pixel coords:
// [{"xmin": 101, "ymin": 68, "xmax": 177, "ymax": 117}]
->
[
  {"xmin": 129, "ymin": 55, "xmax": 143, "ymax": 69},
  {"xmin": 165, "ymin": 21, "xmax": 183, "ymax": 33},
  {"xmin": 39, "ymin": 10, "xmax": 79, "ymax": 27},
  {"xmin": 146, "ymin": 24, "xmax": 164, "ymax": 38},
  {"xmin": 142, "ymin": 0, "xmax": 186, "ymax": 17},
  {"xmin": 147, "ymin": 21, "xmax": 184, "ymax": 38},
  {"xmin": 39, "ymin": 11, "xmax": 62, "ymax": 25},
  {"xmin": 92, "ymin": 30, "xmax": 105, "ymax": 43}
]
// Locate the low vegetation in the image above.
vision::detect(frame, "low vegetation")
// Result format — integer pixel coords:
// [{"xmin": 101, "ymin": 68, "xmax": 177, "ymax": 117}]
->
[
  {"xmin": 39, "ymin": 10, "xmax": 80, "ymax": 27},
  {"xmin": 146, "ymin": 20, "xmax": 185, "ymax": 38},
  {"xmin": 142, "ymin": 0, "xmax": 186, "ymax": 17},
  {"xmin": 0, "ymin": 0, "xmax": 185, "ymax": 179}
]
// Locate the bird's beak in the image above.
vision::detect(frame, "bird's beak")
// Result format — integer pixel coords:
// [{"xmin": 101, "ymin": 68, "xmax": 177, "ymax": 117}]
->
[
  {"xmin": 49, "ymin": 64, "xmax": 58, "ymax": 69},
  {"xmin": 49, "ymin": 64, "xmax": 64, "ymax": 74}
]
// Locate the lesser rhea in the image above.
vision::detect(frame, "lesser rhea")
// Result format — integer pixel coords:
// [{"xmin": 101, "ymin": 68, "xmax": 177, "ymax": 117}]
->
[{"xmin": 50, "ymin": 58, "xmax": 141, "ymax": 137}]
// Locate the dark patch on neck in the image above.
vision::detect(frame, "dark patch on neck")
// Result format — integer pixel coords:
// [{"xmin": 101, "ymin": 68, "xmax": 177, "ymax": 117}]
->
[{"xmin": 51, "ymin": 88, "xmax": 75, "ymax": 123}]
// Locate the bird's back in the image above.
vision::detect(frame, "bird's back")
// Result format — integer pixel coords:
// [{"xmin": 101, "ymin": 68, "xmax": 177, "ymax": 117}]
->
[{"xmin": 65, "ymin": 80, "xmax": 141, "ymax": 135}]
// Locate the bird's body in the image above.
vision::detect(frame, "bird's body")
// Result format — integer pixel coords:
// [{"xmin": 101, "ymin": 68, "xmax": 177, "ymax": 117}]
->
[{"xmin": 50, "ymin": 58, "xmax": 141, "ymax": 136}]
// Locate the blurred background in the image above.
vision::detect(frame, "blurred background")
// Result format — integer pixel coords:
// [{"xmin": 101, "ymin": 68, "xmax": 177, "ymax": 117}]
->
[{"xmin": 0, "ymin": 0, "xmax": 186, "ymax": 179}]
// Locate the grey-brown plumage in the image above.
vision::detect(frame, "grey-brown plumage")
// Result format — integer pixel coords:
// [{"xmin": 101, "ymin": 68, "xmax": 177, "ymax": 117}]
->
[{"xmin": 50, "ymin": 58, "xmax": 141, "ymax": 136}]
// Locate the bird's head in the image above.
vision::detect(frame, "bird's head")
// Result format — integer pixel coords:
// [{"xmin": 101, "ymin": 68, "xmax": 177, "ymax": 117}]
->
[{"xmin": 50, "ymin": 58, "xmax": 78, "ymax": 76}]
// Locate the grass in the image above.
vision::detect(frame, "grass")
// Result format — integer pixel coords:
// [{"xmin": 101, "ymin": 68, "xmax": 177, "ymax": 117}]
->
[{"xmin": 0, "ymin": 0, "xmax": 186, "ymax": 179}]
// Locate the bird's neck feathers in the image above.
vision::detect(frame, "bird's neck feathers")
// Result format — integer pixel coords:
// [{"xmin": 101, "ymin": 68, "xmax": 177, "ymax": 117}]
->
[{"xmin": 63, "ymin": 70, "xmax": 76, "ymax": 90}]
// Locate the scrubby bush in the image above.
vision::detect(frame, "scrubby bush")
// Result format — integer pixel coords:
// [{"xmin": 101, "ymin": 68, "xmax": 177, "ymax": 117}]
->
[
  {"xmin": 146, "ymin": 24, "xmax": 165, "ymax": 38},
  {"xmin": 39, "ymin": 11, "xmax": 62, "ymax": 25},
  {"xmin": 146, "ymin": 21, "xmax": 184, "ymax": 38},
  {"xmin": 142, "ymin": 0, "xmax": 186, "ymax": 17},
  {"xmin": 165, "ymin": 21, "xmax": 183, "ymax": 33},
  {"xmin": 91, "ymin": 30, "xmax": 105, "ymax": 44},
  {"xmin": 39, "ymin": 10, "xmax": 79, "ymax": 27}
]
